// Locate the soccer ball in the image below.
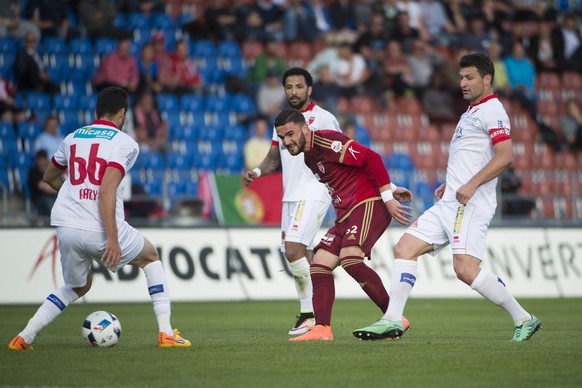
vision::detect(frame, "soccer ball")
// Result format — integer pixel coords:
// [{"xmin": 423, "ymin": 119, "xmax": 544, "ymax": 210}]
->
[{"xmin": 82, "ymin": 311, "xmax": 122, "ymax": 347}]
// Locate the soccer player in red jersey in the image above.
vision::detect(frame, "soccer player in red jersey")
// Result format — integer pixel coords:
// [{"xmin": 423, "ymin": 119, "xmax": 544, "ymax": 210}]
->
[{"xmin": 273, "ymin": 108, "xmax": 413, "ymax": 341}]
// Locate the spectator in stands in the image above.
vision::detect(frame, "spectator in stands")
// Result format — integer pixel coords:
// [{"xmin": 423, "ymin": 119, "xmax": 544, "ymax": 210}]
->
[
  {"xmin": 328, "ymin": 0, "xmax": 356, "ymax": 31},
  {"xmin": 137, "ymin": 42, "xmax": 162, "ymax": 96},
  {"xmin": 307, "ymin": 32, "xmax": 341, "ymax": 82},
  {"xmin": 418, "ymin": 0, "xmax": 456, "ymax": 46},
  {"xmin": 558, "ymin": 12, "xmax": 582, "ymax": 72},
  {"xmin": 458, "ymin": 15, "xmax": 492, "ymax": 53},
  {"xmin": 395, "ymin": 0, "xmax": 429, "ymax": 41},
  {"xmin": 27, "ymin": 149, "xmax": 58, "ymax": 217},
  {"xmin": 238, "ymin": 6, "xmax": 275, "ymax": 42},
  {"xmin": 390, "ymin": 11, "xmax": 420, "ymax": 54},
  {"xmin": 151, "ymin": 32, "xmax": 173, "ymax": 85},
  {"xmin": 382, "ymin": 39, "xmax": 414, "ymax": 98},
  {"xmin": 133, "ymin": 92, "xmax": 168, "ymax": 153},
  {"xmin": 78, "ymin": 0, "xmax": 131, "ymax": 39},
  {"xmin": 92, "ymin": 38, "xmax": 139, "ymax": 94},
  {"xmin": 422, "ymin": 72, "xmax": 456, "ymax": 125},
  {"xmin": 34, "ymin": 115, "xmax": 63, "ymax": 158},
  {"xmin": 311, "ymin": 65, "xmax": 340, "ymax": 116},
  {"xmin": 25, "ymin": 0, "xmax": 71, "ymax": 40},
  {"xmin": 161, "ymin": 40, "xmax": 203, "ymax": 95},
  {"xmin": 254, "ymin": 0, "xmax": 286, "ymax": 42},
  {"xmin": 118, "ymin": 0, "xmax": 165, "ymax": 14},
  {"xmin": 353, "ymin": 0, "xmax": 373, "ymax": 31},
  {"xmin": 559, "ymin": 100, "xmax": 582, "ymax": 152},
  {"xmin": 486, "ymin": 42, "xmax": 511, "ymax": 96},
  {"xmin": 332, "ymin": 42, "xmax": 369, "ymax": 98},
  {"xmin": 0, "ymin": 0, "xmax": 40, "ymax": 41},
  {"xmin": 203, "ymin": 0, "xmax": 239, "ymax": 41},
  {"xmin": 257, "ymin": 70, "xmax": 286, "ymax": 125},
  {"xmin": 354, "ymin": 12, "xmax": 390, "ymax": 74},
  {"xmin": 243, "ymin": 116, "xmax": 272, "ymax": 171},
  {"xmin": 246, "ymin": 38, "xmax": 286, "ymax": 95},
  {"xmin": 0, "ymin": 75, "xmax": 25, "ymax": 124},
  {"xmin": 14, "ymin": 31, "xmax": 60, "ymax": 94},
  {"xmin": 283, "ymin": 0, "xmax": 319, "ymax": 42},
  {"xmin": 500, "ymin": 166, "xmax": 535, "ymax": 218},
  {"xmin": 529, "ymin": 20, "xmax": 563, "ymax": 73},
  {"xmin": 408, "ymin": 39, "xmax": 442, "ymax": 99},
  {"xmin": 503, "ymin": 40, "xmax": 537, "ymax": 120}
]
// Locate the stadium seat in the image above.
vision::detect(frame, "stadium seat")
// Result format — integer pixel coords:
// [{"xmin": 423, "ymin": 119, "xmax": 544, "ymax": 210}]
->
[
  {"xmin": 220, "ymin": 153, "xmax": 244, "ymax": 173},
  {"xmin": 79, "ymin": 95, "xmax": 97, "ymax": 111},
  {"xmin": 53, "ymin": 94, "xmax": 79, "ymax": 110},
  {"xmin": 198, "ymin": 126, "xmax": 224, "ymax": 142},
  {"xmin": 212, "ymin": 112, "xmax": 235, "ymax": 128},
  {"xmin": 127, "ymin": 12, "xmax": 151, "ymax": 29},
  {"xmin": 195, "ymin": 152, "xmax": 219, "ymax": 171},
  {"xmin": 229, "ymin": 94, "xmax": 256, "ymax": 114},
  {"xmin": 218, "ymin": 41, "xmax": 241, "ymax": 58},
  {"xmin": 69, "ymin": 37, "xmax": 93, "ymax": 55},
  {"xmin": 140, "ymin": 151, "xmax": 165, "ymax": 171},
  {"xmin": 0, "ymin": 37, "xmax": 16, "ymax": 54},
  {"xmin": 223, "ymin": 123, "xmax": 248, "ymax": 142},
  {"xmin": 151, "ymin": 12, "xmax": 174, "ymax": 29},
  {"xmin": 95, "ymin": 38, "xmax": 117, "ymax": 57},
  {"xmin": 18, "ymin": 122, "xmax": 41, "ymax": 143},
  {"xmin": 0, "ymin": 122, "xmax": 16, "ymax": 139},
  {"xmin": 191, "ymin": 40, "xmax": 216, "ymax": 58},
  {"xmin": 204, "ymin": 96, "xmax": 230, "ymax": 112},
  {"xmin": 166, "ymin": 151, "xmax": 192, "ymax": 170},
  {"xmin": 156, "ymin": 93, "xmax": 179, "ymax": 112},
  {"xmin": 221, "ymin": 57, "xmax": 247, "ymax": 78},
  {"xmin": 25, "ymin": 92, "xmax": 52, "ymax": 111},
  {"xmin": 180, "ymin": 94, "xmax": 205, "ymax": 112},
  {"xmin": 134, "ymin": 28, "xmax": 152, "ymax": 46},
  {"xmin": 241, "ymin": 39, "xmax": 264, "ymax": 65},
  {"xmin": 0, "ymin": 169, "xmax": 13, "ymax": 194},
  {"xmin": 143, "ymin": 180, "xmax": 163, "ymax": 197},
  {"xmin": 41, "ymin": 37, "xmax": 67, "ymax": 55},
  {"xmin": 180, "ymin": 124, "xmax": 200, "ymax": 142}
]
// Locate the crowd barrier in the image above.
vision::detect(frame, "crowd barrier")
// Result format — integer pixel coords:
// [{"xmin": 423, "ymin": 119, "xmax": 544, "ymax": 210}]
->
[{"xmin": 1, "ymin": 227, "xmax": 581, "ymax": 304}]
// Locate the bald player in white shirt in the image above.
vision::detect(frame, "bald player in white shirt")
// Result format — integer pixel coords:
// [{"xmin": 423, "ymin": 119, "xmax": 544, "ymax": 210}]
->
[
  {"xmin": 354, "ymin": 53, "xmax": 541, "ymax": 342},
  {"xmin": 243, "ymin": 68, "xmax": 341, "ymax": 335},
  {"xmin": 9, "ymin": 87, "xmax": 190, "ymax": 350}
]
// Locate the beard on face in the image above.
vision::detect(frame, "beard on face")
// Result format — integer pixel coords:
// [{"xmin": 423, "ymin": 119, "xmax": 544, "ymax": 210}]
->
[{"xmin": 288, "ymin": 96, "xmax": 307, "ymax": 110}]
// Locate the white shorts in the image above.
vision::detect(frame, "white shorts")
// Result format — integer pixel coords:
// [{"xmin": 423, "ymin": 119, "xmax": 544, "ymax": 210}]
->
[
  {"xmin": 281, "ymin": 200, "xmax": 330, "ymax": 252},
  {"xmin": 56, "ymin": 221, "xmax": 145, "ymax": 288},
  {"xmin": 405, "ymin": 200, "xmax": 494, "ymax": 260}
]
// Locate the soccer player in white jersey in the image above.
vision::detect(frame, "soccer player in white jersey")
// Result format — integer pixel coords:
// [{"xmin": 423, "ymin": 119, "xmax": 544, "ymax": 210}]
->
[
  {"xmin": 354, "ymin": 53, "xmax": 542, "ymax": 342},
  {"xmin": 243, "ymin": 68, "xmax": 341, "ymax": 335},
  {"xmin": 8, "ymin": 87, "xmax": 191, "ymax": 350}
]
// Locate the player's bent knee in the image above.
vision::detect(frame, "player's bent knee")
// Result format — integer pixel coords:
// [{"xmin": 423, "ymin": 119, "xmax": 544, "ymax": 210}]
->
[
  {"xmin": 284, "ymin": 242, "xmax": 307, "ymax": 262},
  {"xmin": 130, "ymin": 238, "xmax": 159, "ymax": 268}
]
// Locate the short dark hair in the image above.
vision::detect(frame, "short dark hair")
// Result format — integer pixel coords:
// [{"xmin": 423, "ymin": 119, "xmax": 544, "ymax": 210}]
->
[
  {"xmin": 282, "ymin": 67, "xmax": 313, "ymax": 87},
  {"xmin": 459, "ymin": 53, "xmax": 495, "ymax": 83},
  {"xmin": 96, "ymin": 86, "xmax": 129, "ymax": 119},
  {"xmin": 274, "ymin": 108, "xmax": 305, "ymax": 128}
]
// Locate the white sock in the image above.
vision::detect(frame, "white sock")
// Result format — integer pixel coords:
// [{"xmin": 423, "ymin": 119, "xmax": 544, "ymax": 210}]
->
[
  {"xmin": 471, "ymin": 269, "xmax": 530, "ymax": 323},
  {"xmin": 289, "ymin": 257, "xmax": 313, "ymax": 313},
  {"xmin": 384, "ymin": 259, "xmax": 418, "ymax": 321},
  {"xmin": 143, "ymin": 261, "xmax": 173, "ymax": 335},
  {"xmin": 20, "ymin": 286, "xmax": 79, "ymax": 344}
]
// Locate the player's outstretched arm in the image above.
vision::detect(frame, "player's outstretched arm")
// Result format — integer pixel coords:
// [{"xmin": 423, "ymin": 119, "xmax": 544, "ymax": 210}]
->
[
  {"xmin": 99, "ymin": 167, "xmax": 123, "ymax": 270},
  {"xmin": 43, "ymin": 162, "xmax": 65, "ymax": 191},
  {"xmin": 243, "ymin": 144, "xmax": 280, "ymax": 186}
]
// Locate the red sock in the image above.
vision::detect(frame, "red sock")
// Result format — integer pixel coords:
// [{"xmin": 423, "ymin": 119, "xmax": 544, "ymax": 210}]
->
[
  {"xmin": 340, "ymin": 256, "xmax": 389, "ymax": 313},
  {"xmin": 310, "ymin": 263, "xmax": 335, "ymax": 326}
]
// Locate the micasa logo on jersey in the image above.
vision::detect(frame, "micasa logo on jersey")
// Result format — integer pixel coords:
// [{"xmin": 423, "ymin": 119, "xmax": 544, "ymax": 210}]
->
[{"xmin": 74, "ymin": 127, "xmax": 118, "ymax": 140}]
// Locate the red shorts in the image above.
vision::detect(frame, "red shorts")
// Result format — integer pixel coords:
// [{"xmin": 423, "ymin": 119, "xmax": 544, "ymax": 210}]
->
[{"xmin": 315, "ymin": 199, "xmax": 391, "ymax": 257}]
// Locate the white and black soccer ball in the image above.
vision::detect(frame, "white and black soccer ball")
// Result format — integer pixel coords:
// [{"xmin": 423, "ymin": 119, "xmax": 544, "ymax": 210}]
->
[{"xmin": 82, "ymin": 311, "xmax": 122, "ymax": 347}]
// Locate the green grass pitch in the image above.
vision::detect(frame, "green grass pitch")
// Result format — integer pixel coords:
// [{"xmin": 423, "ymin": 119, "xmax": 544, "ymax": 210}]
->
[{"xmin": 1, "ymin": 298, "xmax": 581, "ymax": 387}]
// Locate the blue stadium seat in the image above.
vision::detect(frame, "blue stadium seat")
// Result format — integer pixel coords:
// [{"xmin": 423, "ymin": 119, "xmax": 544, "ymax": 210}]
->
[
  {"xmin": 151, "ymin": 12, "xmax": 174, "ymax": 29},
  {"xmin": 221, "ymin": 153, "xmax": 244, "ymax": 173},
  {"xmin": 17, "ymin": 122, "xmax": 41, "ymax": 141},
  {"xmin": 113, "ymin": 13, "xmax": 126, "ymax": 28},
  {"xmin": 127, "ymin": 12, "xmax": 151, "ymax": 29},
  {"xmin": 79, "ymin": 95, "xmax": 97, "ymax": 111},
  {"xmin": 41, "ymin": 37, "xmax": 67, "ymax": 55},
  {"xmin": 142, "ymin": 180, "xmax": 163, "ymax": 196},
  {"xmin": 179, "ymin": 125, "xmax": 200, "ymax": 142},
  {"xmin": 198, "ymin": 126, "xmax": 224, "ymax": 142},
  {"xmin": 166, "ymin": 152, "xmax": 192, "ymax": 170},
  {"xmin": 221, "ymin": 57, "xmax": 247, "ymax": 78},
  {"xmin": 212, "ymin": 112, "xmax": 235, "ymax": 128},
  {"xmin": 388, "ymin": 152, "xmax": 415, "ymax": 171},
  {"xmin": 180, "ymin": 94, "xmax": 205, "ymax": 112},
  {"xmin": 0, "ymin": 169, "xmax": 12, "ymax": 194},
  {"xmin": 69, "ymin": 37, "xmax": 94, "ymax": 55},
  {"xmin": 223, "ymin": 123, "xmax": 248, "ymax": 142},
  {"xmin": 0, "ymin": 37, "xmax": 16, "ymax": 54},
  {"xmin": 229, "ymin": 94, "xmax": 256, "ymax": 114},
  {"xmin": 195, "ymin": 153, "xmax": 219, "ymax": 171},
  {"xmin": 0, "ymin": 122, "xmax": 16, "ymax": 139},
  {"xmin": 25, "ymin": 92, "xmax": 52, "ymax": 110},
  {"xmin": 140, "ymin": 151, "xmax": 165, "ymax": 171},
  {"xmin": 191, "ymin": 40, "xmax": 216, "ymax": 58},
  {"xmin": 53, "ymin": 95, "xmax": 79, "ymax": 110},
  {"xmin": 134, "ymin": 28, "xmax": 152, "ymax": 46},
  {"xmin": 204, "ymin": 96, "xmax": 230, "ymax": 112},
  {"xmin": 95, "ymin": 38, "xmax": 117, "ymax": 57},
  {"xmin": 217, "ymin": 41, "xmax": 241, "ymax": 58},
  {"xmin": 65, "ymin": 81, "xmax": 91, "ymax": 98},
  {"xmin": 57, "ymin": 110, "xmax": 81, "ymax": 133},
  {"xmin": 156, "ymin": 93, "xmax": 179, "ymax": 112},
  {"xmin": 8, "ymin": 151, "xmax": 33, "ymax": 169},
  {"xmin": 31, "ymin": 108, "xmax": 52, "ymax": 124},
  {"xmin": 74, "ymin": 53, "xmax": 97, "ymax": 72},
  {"xmin": 0, "ymin": 53, "xmax": 16, "ymax": 77},
  {"xmin": 182, "ymin": 180, "xmax": 199, "ymax": 197}
]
